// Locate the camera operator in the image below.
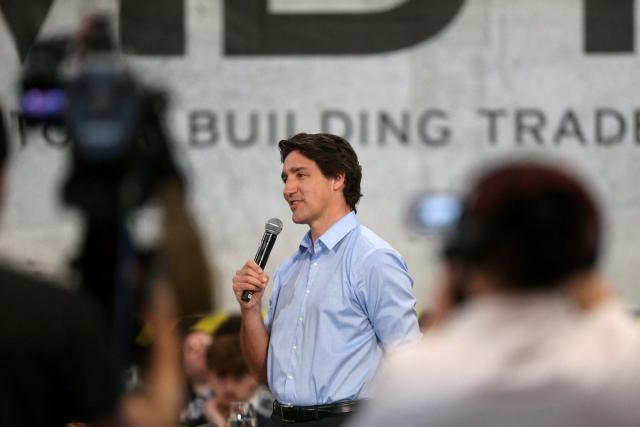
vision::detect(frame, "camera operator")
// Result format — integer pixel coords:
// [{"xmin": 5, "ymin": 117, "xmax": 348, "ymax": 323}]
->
[
  {"xmin": 6, "ymin": 13, "xmax": 214, "ymax": 426},
  {"xmin": 1, "ymin": 98, "xmax": 211, "ymax": 427}
]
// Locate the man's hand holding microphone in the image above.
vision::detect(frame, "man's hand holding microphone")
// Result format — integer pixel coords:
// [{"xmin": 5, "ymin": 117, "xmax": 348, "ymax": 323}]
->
[{"xmin": 232, "ymin": 218, "xmax": 283, "ymax": 311}]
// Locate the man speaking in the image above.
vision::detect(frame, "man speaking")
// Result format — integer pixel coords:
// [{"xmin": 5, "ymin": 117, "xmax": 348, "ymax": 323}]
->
[{"xmin": 232, "ymin": 133, "xmax": 420, "ymax": 426}]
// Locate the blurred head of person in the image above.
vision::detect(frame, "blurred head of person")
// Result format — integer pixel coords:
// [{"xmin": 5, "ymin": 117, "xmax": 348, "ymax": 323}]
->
[
  {"xmin": 442, "ymin": 160, "xmax": 601, "ymax": 298},
  {"xmin": 182, "ymin": 330, "xmax": 213, "ymax": 389},
  {"xmin": 206, "ymin": 333, "xmax": 258, "ymax": 418}
]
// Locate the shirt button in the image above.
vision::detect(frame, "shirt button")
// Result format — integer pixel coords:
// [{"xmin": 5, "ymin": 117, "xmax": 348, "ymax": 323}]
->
[
  {"xmin": 306, "ymin": 290, "xmax": 310, "ymax": 294},
  {"xmin": 293, "ymin": 345, "xmax": 297, "ymax": 350},
  {"xmin": 299, "ymin": 317, "xmax": 303, "ymax": 322},
  {"xmin": 313, "ymin": 262, "xmax": 318, "ymax": 266},
  {"xmin": 287, "ymin": 375, "xmax": 293, "ymax": 379}
]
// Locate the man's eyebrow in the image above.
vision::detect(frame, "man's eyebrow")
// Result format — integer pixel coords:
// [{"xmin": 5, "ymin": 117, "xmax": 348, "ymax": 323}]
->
[{"xmin": 282, "ymin": 167, "xmax": 308, "ymax": 178}]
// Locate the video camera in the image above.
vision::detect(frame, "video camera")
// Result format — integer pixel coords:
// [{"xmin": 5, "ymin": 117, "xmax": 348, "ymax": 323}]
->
[{"xmin": 20, "ymin": 14, "xmax": 181, "ymax": 222}]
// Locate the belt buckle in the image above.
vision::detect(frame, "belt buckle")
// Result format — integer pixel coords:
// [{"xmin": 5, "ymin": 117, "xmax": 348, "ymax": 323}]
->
[{"xmin": 277, "ymin": 402, "xmax": 295, "ymax": 423}]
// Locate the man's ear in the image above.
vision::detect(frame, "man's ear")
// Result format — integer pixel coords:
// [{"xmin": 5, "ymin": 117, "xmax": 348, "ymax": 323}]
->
[{"xmin": 332, "ymin": 173, "xmax": 346, "ymax": 191}]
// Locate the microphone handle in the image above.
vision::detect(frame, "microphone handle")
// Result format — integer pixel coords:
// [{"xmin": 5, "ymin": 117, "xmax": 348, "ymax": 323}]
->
[{"xmin": 241, "ymin": 232, "xmax": 277, "ymax": 302}]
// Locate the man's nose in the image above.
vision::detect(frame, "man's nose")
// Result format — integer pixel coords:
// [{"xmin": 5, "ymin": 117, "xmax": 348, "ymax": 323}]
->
[{"xmin": 283, "ymin": 180, "xmax": 296, "ymax": 197}]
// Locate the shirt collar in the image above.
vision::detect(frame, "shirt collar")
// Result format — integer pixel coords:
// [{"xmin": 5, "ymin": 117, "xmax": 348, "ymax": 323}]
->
[{"xmin": 299, "ymin": 211, "xmax": 359, "ymax": 253}]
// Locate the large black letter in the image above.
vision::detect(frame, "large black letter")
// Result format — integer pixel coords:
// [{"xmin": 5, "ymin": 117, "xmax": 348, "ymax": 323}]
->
[
  {"xmin": 595, "ymin": 108, "xmax": 626, "ymax": 145},
  {"xmin": 189, "ymin": 110, "xmax": 218, "ymax": 147},
  {"xmin": 378, "ymin": 112, "xmax": 410, "ymax": 145},
  {"xmin": 553, "ymin": 110, "xmax": 586, "ymax": 145},
  {"xmin": 120, "ymin": 0, "xmax": 185, "ymax": 55},
  {"xmin": 225, "ymin": 0, "xmax": 466, "ymax": 55},
  {"xmin": 227, "ymin": 111, "xmax": 258, "ymax": 148},
  {"xmin": 478, "ymin": 109, "xmax": 507, "ymax": 145},
  {"xmin": 0, "ymin": 0, "xmax": 54, "ymax": 61},
  {"xmin": 585, "ymin": 0, "xmax": 634, "ymax": 53},
  {"xmin": 515, "ymin": 109, "xmax": 546, "ymax": 145},
  {"xmin": 321, "ymin": 110, "xmax": 352, "ymax": 140},
  {"xmin": 418, "ymin": 109, "xmax": 450, "ymax": 147}
]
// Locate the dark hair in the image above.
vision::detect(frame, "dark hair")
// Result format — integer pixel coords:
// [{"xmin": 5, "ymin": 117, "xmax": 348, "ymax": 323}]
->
[
  {"xmin": 0, "ymin": 108, "xmax": 8, "ymax": 167},
  {"xmin": 206, "ymin": 334, "xmax": 247, "ymax": 379},
  {"xmin": 444, "ymin": 161, "xmax": 600, "ymax": 290},
  {"xmin": 213, "ymin": 314, "xmax": 241, "ymax": 338},
  {"xmin": 278, "ymin": 133, "xmax": 362, "ymax": 212}
]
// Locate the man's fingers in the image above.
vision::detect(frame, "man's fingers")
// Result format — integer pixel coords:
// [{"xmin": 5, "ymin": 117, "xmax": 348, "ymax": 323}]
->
[
  {"xmin": 235, "ymin": 282, "xmax": 264, "ymax": 294},
  {"xmin": 234, "ymin": 273, "xmax": 267, "ymax": 287},
  {"xmin": 245, "ymin": 259, "xmax": 264, "ymax": 274}
]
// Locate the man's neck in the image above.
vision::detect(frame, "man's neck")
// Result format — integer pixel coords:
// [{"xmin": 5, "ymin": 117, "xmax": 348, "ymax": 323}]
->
[{"xmin": 310, "ymin": 207, "xmax": 352, "ymax": 242}]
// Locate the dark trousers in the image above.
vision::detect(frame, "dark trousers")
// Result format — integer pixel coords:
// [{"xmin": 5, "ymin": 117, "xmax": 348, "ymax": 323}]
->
[{"xmin": 267, "ymin": 413, "xmax": 352, "ymax": 427}]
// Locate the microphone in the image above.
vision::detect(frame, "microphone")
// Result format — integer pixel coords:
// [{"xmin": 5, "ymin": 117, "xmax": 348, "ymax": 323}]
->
[{"xmin": 241, "ymin": 218, "xmax": 283, "ymax": 303}]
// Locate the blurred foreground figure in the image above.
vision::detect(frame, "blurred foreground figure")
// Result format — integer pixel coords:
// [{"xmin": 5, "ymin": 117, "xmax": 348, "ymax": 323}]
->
[
  {"xmin": 0, "ymin": 111, "xmax": 116, "ymax": 426},
  {"xmin": 349, "ymin": 160, "xmax": 640, "ymax": 427},
  {"xmin": 0, "ymin": 106, "xmax": 187, "ymax": 427}
]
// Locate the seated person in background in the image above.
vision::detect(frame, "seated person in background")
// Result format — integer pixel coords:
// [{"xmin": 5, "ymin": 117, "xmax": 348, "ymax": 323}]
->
[
  {"xmin": 205, "ymin": 334, "xmax": 259, "ymax": 426},
  {"xmin": 180, "ymin": 328, "xmax": 214, "ymax": 426},
  {"xmin": 205, "ymin": 315, "xmax": 273, "ymax": 427},
  {"xmin": 348, "ymin": 160, "xmax": 640, "ymax": 427}
]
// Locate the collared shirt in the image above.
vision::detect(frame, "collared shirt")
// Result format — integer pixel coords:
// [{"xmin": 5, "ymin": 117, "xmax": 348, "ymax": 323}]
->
[{"xmin": 265, "ymin": 212, "xmax": 420, "ymax": 406}]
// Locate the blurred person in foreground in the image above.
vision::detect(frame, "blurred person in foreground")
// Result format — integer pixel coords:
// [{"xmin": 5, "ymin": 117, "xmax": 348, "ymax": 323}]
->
[
  {"xmin": 0, "ymin": 109, "xmax": 116, "ymax": 426},
  {"xmin": 232, "ymin": 133, "xmax": 420, "ymax": 426},
  {"xmin": 348, "ymin": 160, "xmax": 640, "ymax": 427},
  {"xmin": 0, "ymin": 97, "xmax": 209, "ymax": 425},
  {"xmin": 0, "ymin": 107, "xmax": 185, "ymax": 426}
]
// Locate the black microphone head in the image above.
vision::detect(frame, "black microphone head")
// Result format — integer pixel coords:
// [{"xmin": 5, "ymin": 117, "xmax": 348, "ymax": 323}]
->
[{"xmin": 265, "ymin": 218, "xmax": 283, "ymax": 235}]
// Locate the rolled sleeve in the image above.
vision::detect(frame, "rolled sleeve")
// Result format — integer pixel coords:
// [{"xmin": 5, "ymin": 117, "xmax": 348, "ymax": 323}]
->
[{"xmin": 357, "ymin": 249, "xmax": 421, "ymax": 350}]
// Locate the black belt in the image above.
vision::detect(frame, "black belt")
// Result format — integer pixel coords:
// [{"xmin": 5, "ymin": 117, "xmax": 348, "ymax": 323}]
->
[{"xmin": 272, "ymin": 400, "xmax": 361, "ymax": 423}]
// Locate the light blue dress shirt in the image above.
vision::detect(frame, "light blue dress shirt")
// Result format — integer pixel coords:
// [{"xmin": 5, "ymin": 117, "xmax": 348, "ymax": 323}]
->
[{"xmin": 265, "ymin": 212, "xmax": 420, "ymax": 406}]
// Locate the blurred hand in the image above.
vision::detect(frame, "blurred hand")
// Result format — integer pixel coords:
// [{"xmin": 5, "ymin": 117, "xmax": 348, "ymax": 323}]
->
[{"xmin": 121, "ymin": 281, "xmax": 183, "ymax": 427}]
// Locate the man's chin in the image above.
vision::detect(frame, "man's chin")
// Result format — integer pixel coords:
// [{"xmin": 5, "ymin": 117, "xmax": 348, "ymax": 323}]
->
[{"xmin": 291, "ymin": 213, "xmax": 306, "ymax": 224}]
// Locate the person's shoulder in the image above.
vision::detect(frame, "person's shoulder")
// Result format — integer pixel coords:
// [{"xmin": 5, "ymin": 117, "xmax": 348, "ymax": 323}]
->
[
  {"xmin": 0, "ymin": 262, "xmax": 73, "ymax": 303},
  {"xmin": 348, "ymin": 225, "xmax": 406, "ymax": 269},
  {"xmin": 348, "ymin": 224, "xmax": 402, "ymax": 259},
  {"xmin": 0, "ymin": 262, "xmax": 105, "ymax": 331},
  {"xmin": 352, "ymin": 224, "xmax": 392, "ymax": 250},
  {"xmin": 578, "ymin": 300, "xmax": 640, "ymax": 373}
]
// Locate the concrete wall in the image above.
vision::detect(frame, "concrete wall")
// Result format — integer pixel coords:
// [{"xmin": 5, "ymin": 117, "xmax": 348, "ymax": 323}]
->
[{"xmin": 1, "ymin": 0, "xmax": 639, "ymax": 310}]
